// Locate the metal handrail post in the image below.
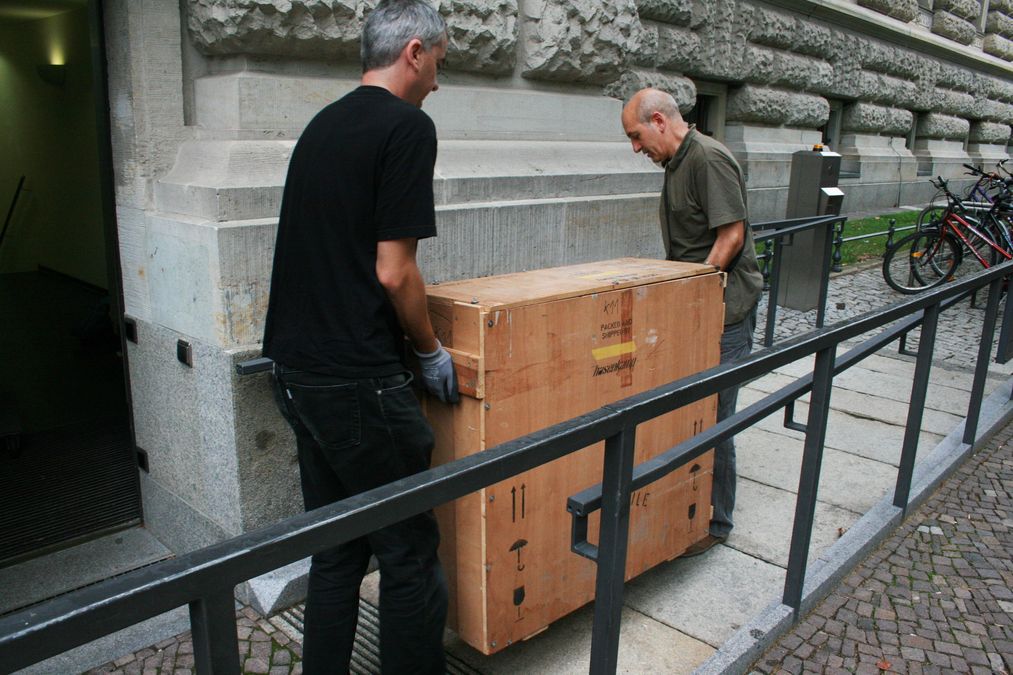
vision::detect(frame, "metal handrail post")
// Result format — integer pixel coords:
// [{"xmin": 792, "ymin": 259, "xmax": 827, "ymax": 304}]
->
[
  {"xmin": 764, "ymin": 238, "xmax": 786, "ymax": 347},
  {"xmin": 996, "ymin": 289, "xmax": 1013, "ymax": 367},
  {"xmin": 1, "ymin": 175, "xmax": 26, "ymax": 252},
  {"xmin": 964, "ymin": 276, "xmax": 1005, "ymax": 443},
  {"xmin": 782, "ymin": 346, "xmax": 836, "ymax": 613},
  {"xmin": 831, "ymin": 220, "xmax": 844, "ymax": 273},
  {"xmin": 893, "ymin": 304, "xmax": 939, "ymax": 512},
  {"xmin": 588, "ymin": 425, "xmax": 637, "ymax": 675},
  {"xmin": 190, "ymin": 589, "xmax": 241, "ymax": 675},
  {"xmin": 816, "ymin": 220, "xmax": 834, "ymax": 329},
  {"xmin": 761, "ymin": 239, "xmax": 773, "ymax": 290}
]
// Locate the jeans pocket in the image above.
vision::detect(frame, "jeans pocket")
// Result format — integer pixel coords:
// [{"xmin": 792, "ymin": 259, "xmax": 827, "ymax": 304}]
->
[
  {"xmin": 285, "ymin": 381, "xmax": 361, "ymax": 451},
  {"xmin": 377, "ymin": 374, "xmax": 435, "ymax": 472}
]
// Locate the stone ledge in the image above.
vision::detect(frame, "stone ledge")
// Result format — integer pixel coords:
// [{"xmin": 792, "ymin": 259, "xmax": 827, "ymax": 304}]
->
[
  {"xmin": 155, "ymin": 139, "xmax": 659, "ymax": 222},
  {"xmin": 194, "ymin": 74, "xmax": 624, "ymax": 142}
]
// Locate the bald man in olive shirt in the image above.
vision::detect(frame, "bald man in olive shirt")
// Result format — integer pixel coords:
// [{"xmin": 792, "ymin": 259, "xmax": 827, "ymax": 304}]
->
[{"xmin": 622, "ymin": 88, "xmax": 763, "ymax": 556}]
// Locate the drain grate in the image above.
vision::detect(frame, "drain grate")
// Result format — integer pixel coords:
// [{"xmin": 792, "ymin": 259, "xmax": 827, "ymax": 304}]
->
[
  {"xmin": 0, "ymin": 420, "xmax": 140, "ymax": 565},
  {"xmin": 277, "ymin": 600, "xmax": 484, "ymax": 674}
]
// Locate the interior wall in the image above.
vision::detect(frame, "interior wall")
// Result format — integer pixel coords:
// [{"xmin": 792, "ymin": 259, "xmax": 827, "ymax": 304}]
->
[{"xmin": 0, "ymin": 7, "xmax": 106, "ymax": 288}]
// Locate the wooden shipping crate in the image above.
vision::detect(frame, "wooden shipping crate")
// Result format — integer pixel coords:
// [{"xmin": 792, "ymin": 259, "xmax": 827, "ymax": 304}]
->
[{"xmin": 425, "ymin": 258, "xmax": 724, "ymax": 655}]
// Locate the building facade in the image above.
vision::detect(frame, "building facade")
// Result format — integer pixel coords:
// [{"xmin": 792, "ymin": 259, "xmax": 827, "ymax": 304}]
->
[{"xmin": 104, "ymin": 0, "xmax": 1012, "ymax": 573}]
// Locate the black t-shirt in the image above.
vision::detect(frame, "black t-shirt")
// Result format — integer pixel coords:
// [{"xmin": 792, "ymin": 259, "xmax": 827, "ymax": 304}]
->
[{"xmin": 262, "ymin": 86, "xmax": 438, "ymax": 376}]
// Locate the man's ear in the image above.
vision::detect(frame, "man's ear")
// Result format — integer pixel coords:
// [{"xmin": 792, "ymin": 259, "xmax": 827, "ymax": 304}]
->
[
  {"xmin": 650, "ymin": 110, "xmax": 666, "ymax": 133},
  {"xmin": 405, "ymin": 38, "xmax": 424, "ymax": 71}
]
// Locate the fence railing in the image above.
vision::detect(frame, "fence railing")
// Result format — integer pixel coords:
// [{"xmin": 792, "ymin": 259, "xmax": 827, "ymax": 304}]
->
[
  {"xmin": 1, "ymin": 260, "xmax": 1011, "ymax": 675},
  {"xmin": 751, "ymin": 214, "xmax": 846, "ymax": 347}
]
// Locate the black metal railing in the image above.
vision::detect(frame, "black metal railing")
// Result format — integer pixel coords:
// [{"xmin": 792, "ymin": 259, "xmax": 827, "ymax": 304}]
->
[
  {"xmin": 752, "ymin": 214, "xmax": 847, "ymax": 347},
  {"xmin": 1, "ymin": 262, "xmax": 1011, "ymax": 675}
]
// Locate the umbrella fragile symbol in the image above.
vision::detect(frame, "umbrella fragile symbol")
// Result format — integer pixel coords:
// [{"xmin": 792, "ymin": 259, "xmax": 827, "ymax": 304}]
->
[{"xmin": 510, "ymin": 538, "xmax": 528, "ymax": 571}]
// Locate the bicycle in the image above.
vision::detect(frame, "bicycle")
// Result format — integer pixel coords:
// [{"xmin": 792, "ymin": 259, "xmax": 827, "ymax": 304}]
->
[
  {"xmin": 915, "ymin": 162, "xmax": 1009, "ymax": 233},
  {"xmin": 883, "ymin": 175, "xmax": 1013, "ymax": 294}
]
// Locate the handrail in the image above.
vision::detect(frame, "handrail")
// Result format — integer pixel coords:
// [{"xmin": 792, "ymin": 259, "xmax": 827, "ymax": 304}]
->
[
  {"xmin": 1, "ymin": 260, "xmax": 1011, "ymax": 674},
  {"xmin": 751, "ymin": 213, "xmax": 847, "ymax": 347},
  {"xmin": 1, "ymin": 175, "xmax": 26, "ymax": 254},
  {"xmin": 567, "ymin": 288, "xmax": 971, "ymax": 535}
]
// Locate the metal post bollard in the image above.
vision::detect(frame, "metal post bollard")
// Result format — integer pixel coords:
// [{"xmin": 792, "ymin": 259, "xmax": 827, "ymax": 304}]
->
[
  {"xmin": 761, "ymin": 239, "xmax": 773, "ymax": 291},
  {"xmin": 831, "ymin": 220, "xmax": 844, "ymax": 273}
]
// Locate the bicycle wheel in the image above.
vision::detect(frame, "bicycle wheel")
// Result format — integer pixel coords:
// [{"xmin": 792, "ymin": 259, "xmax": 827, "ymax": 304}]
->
[
  {"xmin": 917, "ymin": 204, "xmax": 947, "ymax": 231},
  {"xmin": 883, "ymin": 231, "xmax": 962, "ymax": 294}
]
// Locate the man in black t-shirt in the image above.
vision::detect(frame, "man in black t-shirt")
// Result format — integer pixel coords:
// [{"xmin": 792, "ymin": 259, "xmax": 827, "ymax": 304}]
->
[{"xmin": 262, "ymin": 2, "xmax": 454, "ymax": 672}]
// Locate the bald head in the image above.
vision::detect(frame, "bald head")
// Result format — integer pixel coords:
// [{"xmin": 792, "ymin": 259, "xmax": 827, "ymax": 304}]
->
[
  {"xmin": 621, "ymin": 88, "xmax": 688, "ymax": 164},
  {"xmin": 625, "ymin": 88, "xmax": 682, "ymax": 125}
]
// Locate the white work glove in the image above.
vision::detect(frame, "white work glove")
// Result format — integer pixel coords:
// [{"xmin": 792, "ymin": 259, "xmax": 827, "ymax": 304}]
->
[{"xmin": 413, "ymin": 340, "xmax": 460, "ymax": 404}]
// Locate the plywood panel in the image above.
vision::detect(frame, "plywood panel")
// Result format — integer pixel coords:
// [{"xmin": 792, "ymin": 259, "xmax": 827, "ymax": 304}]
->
[{"xmin": 427, "ymin": 258, "xmax": 714, "ymax": 310}]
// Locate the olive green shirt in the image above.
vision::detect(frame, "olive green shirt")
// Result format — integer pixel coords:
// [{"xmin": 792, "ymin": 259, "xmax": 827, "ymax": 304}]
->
[{"xmin": 660, "ymin": 127, "xmax": 763, "ymax": 325}]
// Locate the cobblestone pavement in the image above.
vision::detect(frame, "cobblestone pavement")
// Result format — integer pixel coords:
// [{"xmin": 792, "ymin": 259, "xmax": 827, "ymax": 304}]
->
[
  {"xmin": 87, "ymin": 607, "xmax": 304, "ymax": 675},
  {"xmin": 751, "ymin": 419, "xmax": 1013, "ymax": 675},
  {"xmin": 85, "ymin": 262, "xmax": 1012, "ymax": 675}
]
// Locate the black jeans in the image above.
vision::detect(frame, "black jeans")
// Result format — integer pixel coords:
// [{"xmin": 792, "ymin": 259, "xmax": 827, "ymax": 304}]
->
[{"xmin": 272, "ymin": 365, "xmax": 448, "ymax": 675}]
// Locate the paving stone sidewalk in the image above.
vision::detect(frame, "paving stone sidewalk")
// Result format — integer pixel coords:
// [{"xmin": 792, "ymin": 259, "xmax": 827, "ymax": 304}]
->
[{"xmin": 751, "ymin": 419, "xmax": 1013, "ymax": 675}]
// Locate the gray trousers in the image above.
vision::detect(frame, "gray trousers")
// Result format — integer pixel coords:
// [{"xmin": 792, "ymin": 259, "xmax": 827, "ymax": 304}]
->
[{"xmin": 710, "ymin": 308, "xmax": 757, "ymax": 537}]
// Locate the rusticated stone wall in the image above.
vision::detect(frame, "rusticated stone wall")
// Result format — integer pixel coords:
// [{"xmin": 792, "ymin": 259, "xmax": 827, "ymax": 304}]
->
[
  {"xmin": 522, "ymin": 0, "xmax": 643, "ymax": 83},
  {"xmin": 186, "ymin": 0, "xmax": 1013, "ymax": 142},
  {"xmin": 984, "ymin": 2, "xmax": 1013, "ymax": 61},
  {"xmin": 187, "ymin": 0, "xmax": 519, "ymax": 74},
  {"xmin": 841, "ymin": 103, "xmax": 913, "ymax": 136}
]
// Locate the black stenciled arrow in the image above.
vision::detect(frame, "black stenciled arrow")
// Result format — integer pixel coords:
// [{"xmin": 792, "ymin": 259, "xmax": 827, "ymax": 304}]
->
[{"xmin": 511, "ymin": 484, "xmax": 527, "ymax": 521}]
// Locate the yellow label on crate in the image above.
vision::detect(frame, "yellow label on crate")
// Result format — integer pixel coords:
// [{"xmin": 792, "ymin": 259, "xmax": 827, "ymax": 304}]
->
[{"xmin": 591, "ymin": 341, "xmax": 637, "ymax": 361}]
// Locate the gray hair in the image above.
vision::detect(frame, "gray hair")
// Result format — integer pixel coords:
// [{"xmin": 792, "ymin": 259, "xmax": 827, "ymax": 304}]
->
[
  {"xmin": 635, "ymin": 89, "xmax": 681, "ymax": 123},
  {"xmin": 361, "ymin": 0, "xmax": 447, "ymax": 72}
]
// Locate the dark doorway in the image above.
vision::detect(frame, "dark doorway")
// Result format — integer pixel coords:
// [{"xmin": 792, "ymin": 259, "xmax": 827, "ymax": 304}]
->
[
  {"xmin": 685, "ymin": 94, "xmax": 718, "ymax": 138},
  {"xmin": 0, "ymin": 0, "xmax": 139, "ymax": 566}
]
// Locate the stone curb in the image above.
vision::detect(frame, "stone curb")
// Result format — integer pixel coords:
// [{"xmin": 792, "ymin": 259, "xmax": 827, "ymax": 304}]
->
[{"xmin": 695, "ymin": 377, "xmax": 1013, "ymax": 674}]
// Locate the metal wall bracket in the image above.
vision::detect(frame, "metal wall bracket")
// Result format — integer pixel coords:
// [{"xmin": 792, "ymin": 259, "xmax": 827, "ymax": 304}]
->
[
  {"xmin": 177, "ymin": 340, "xmax": 193, "ymax": 367},
  {"xmin": 236, "ymin": 357, "xmax": 273, "ymax": 375},
  {"xmin": 123, "ymin": 317, "xmax": 138, "ymax": 344}
]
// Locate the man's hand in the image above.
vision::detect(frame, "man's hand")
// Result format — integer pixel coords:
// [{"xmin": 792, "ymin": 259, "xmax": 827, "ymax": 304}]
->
[
  {"xmin": 413, "ymin": 340, "xmax": 460, "ymax": 403},
  {"xmin": 705, "ymin": 220, "xmax": 746, "ymax": 272}
]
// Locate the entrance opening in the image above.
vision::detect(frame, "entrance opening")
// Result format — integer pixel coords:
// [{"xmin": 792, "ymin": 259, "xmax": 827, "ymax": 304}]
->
[
  {"xmin": 0, "ymin": 1, "xmax": 140, "ymax": 569},
  {"xmin": 685, "ymin": 81, "xmax": 728, "ymax": 143}
]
